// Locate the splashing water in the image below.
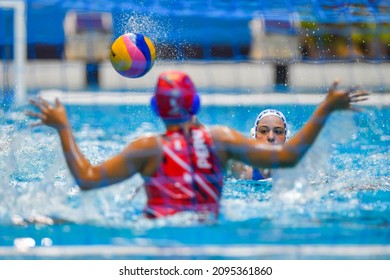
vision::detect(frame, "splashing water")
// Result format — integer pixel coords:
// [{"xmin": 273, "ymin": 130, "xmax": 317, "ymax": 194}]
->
[
  {"xmin": 272, "ymin": 111, "xmax": 358, "ymax": 202},
  {"xmin": 269, "ymin": 109, "xmax": 390, "ymax": 226},
  {"xmin": 115, "ymin": 10, "xmax": 170, "ymax": 46},
  {"xmin": 0, "ymin": 103, "xmax": 389, "ymax": 237}
]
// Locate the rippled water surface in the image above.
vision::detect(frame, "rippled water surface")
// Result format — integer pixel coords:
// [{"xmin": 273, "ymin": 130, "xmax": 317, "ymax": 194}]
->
[{"xmin": 0, "ymin": 101, "xmax": 389, "ymax": 259}]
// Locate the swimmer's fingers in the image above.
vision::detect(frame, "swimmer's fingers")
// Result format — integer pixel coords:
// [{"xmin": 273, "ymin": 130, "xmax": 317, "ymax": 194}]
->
[
  {"xmin": 326, "ymin": 81, "xmax": 369, "ymax": 111},
  {"xmin": 25, "ymin": 112, "xmax": 45, "ymax": 127},
  {"xmin": 55, "ymin": 97, "xmax": 63, "ymax": 108},
  {"xmin": 350, "ymin": 90, "xmax": 370, "ymax": 98},
  {"xmin": 346, "ymin": 85, "xmax": 361, "ymax": 94},
  {"xmin": 38, "ymin": 97, "xmax": 53, "ymax": 110},
  {"xmin": 25, "ymin": 110, "xmax": 47, "ymax": 125},
  {"xmin": 26, "ymin": 98, "xmax": 67, "ymax": 129},
  {"xmin": 348, "ymin": 91, "xmax": 370, "ymax": 111},
  {"xmin": 329, "ymin": 79, "xmax": 340, "ymax": 92},
  {"xmin": 346, "ymin": 85, "xmax": 369, "ymax": 95},
  {"xmin": 350, "ymin": 96, "xmax": 369, "ymax": 103},
  {"xmin": 29, "ymin": 98, "xmax": 44, "ymax": 111},
  {"xmin": 349, "ymin": 90, "xmax": 370, "ymax": 103},
  {"xmin": 29, "ymin": 98, "xmax": 54, "ymax": 114},
  {"xmin": 25, "ymin": 110, "xmax": 41, "ymax": 119}
]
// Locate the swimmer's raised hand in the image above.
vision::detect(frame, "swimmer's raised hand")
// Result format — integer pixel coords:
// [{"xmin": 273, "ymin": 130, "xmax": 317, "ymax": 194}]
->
[
  {"xmin": 325, "ymin": 79, "xmax": 369, "ymax": 111},
  {"xmin": 25, "ymin": 97, "xmax": 70, "ymax": 130}
]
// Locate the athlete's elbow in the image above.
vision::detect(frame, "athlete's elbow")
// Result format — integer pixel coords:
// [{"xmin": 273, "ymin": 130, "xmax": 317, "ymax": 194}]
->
[
  {"xmin": 78, "ymin": 174, "xmax": 122, "ymax": 191},
  {"xmin": 77, "ymin": 181, "xmax": 95, "ymax": 191},
  {"xmin": 73, "ymin": 169, "xmax": 103, "ymax": 191},
  {"xmin": 75, "ymin": 178, "xmax": 97, "ymax": 191}
]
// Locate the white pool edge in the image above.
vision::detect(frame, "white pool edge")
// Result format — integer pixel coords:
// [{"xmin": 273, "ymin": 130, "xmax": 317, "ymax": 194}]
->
[
  {"xmin": 1, "ymin": 244, "xmax": 390, "ymax": 259},
  {"xmin": 38, "ymin": 90, "xmax": 390, "ymax": 106}
]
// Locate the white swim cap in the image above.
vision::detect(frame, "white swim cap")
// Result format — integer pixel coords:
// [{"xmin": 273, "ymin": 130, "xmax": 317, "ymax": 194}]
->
[{"xmin": 250, "ymin": 109, "xmax": 290, "ymax": 140}]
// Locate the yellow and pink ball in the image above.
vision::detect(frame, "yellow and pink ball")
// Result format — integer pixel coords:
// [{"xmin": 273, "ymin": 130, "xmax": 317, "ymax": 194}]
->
[{"xmin": 110, "ymin": 33, "xmax": 156, "ymax": 78}]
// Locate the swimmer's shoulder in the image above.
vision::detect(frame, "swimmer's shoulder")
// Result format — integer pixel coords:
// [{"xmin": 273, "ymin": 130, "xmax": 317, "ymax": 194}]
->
[
  {"xmin": 208, "ymin": 125, "xmax": 244, "ymax": 143},
  {"xmin": 123, "ymin": 132, "xmax": 163, "ymax": 153}
]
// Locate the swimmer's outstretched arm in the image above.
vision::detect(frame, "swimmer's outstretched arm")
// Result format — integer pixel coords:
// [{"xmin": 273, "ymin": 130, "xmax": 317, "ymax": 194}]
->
[
  {"xmin": 270, "ymin": 80, "xmax": 367, "ymax": 166},
  {"xmin": 211, "ymin": 80, "xmax": 369, "ymax": 168},
  {"xmin": 276, "ymin": 81, "xmax": 368, "ymax": 165},
  {"xmin": 26, "ymin": 98, "xmax": 161, "ymax": 190}
]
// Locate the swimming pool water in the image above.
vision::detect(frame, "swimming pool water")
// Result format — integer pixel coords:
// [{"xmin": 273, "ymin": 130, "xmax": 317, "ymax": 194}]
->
[{"xmin": 0, "ymin": 100, "xmax": 389, "ymax": 259}]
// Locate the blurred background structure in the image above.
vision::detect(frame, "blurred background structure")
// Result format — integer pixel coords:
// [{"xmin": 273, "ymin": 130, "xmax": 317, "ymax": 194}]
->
[
  {"xmin": 1, "ymin": 0, "xmax": 390, "ymax": 106},
  {"xmin": 1, "ymin": 1, "xmax": 390, "ymax": 260}
]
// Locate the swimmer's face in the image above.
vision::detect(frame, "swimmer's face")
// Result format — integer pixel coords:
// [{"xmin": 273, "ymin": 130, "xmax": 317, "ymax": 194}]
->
[{"xmin": 256, "ymin": 115, "xmax": 286, "ymax": 145}]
